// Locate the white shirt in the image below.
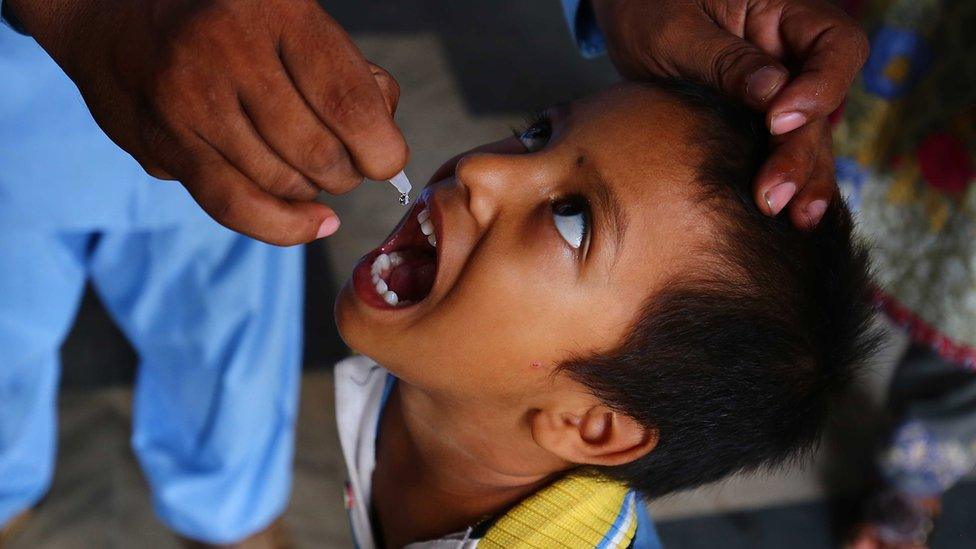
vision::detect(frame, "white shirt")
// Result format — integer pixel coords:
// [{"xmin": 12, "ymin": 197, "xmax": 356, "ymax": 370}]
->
[{"xmin": 334, "ymin": 356, "xmax": 480, "ymax": 549}]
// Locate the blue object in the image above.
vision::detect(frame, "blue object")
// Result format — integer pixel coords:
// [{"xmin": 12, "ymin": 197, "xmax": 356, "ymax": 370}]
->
[
  {"xmin": 0, "ymin": 21, "xmax": 305, "ymax": 544},
  {"xmin": 835, "ymin": 156, "xmax": 870, "ymax": 212},
  {"xmin": 862, "ymin": 26, "xmax": 931, "ymax": 99},
  {"xmin": 0, "ymin": 24, "xmax": 208, "ymax": 231},
  {"xmin": 560, "ymin": 0, "xmax": 607, "ymax": 58},
  {"xmin": 0, "ymin": 227, "xmax": 304, "ymax": 543}
]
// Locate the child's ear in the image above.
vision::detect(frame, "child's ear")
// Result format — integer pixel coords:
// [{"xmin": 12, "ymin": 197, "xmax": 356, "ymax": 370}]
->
[{"xmin": 530, "ymin": 405, "xmax": 658, "ymax": 467}]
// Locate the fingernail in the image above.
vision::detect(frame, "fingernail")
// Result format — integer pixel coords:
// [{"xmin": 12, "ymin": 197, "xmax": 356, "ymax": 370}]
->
[
  {"xmin": 805, "ymin": 200, "xmax": 828, "ymax": 226},
  {"xmin": 763, "ymin": 182, "xmax": 796, "ymax": 215},
  {"xmin": 770, "ymin": 111, "xmax": 807, "ymax": 135},
  {"xmin": 746, "ymin": 66, "xmax": 786, "ymax": 104},
  {"xmin": 316, "ymin": 216, "xmax": 340, "ymax": 239}
]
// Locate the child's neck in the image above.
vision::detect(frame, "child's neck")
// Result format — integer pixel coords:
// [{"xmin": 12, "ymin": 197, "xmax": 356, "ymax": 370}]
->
[{"xmin": 370, "ymin": 383, "xmax": 556, "ymax": 548}]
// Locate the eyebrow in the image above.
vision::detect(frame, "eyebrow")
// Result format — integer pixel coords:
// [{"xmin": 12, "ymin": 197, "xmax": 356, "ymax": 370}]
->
[
  {"xmin": 552, "ymin": 103, "xmax": 627, "ymax": 265},
  {"xmin": 578, "ymin": 153, "xmax": 627, "ymax": 263}
]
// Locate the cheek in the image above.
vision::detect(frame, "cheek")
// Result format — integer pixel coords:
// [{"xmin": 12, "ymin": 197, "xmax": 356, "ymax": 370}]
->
[{"xmin": 418, "ymin": 251, "xmax": 603, "ymax": 387}]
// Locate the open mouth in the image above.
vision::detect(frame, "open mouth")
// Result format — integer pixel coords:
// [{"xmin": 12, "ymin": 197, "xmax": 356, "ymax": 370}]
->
[{"xmin": 352, "ymin": 198, "xmax": 439, "ymax": 310}]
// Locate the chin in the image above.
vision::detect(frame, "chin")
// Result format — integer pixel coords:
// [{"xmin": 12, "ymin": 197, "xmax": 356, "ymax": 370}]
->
[{"xmin": 334, "ymin": 281, "xmax": 371, "ymax": 356}]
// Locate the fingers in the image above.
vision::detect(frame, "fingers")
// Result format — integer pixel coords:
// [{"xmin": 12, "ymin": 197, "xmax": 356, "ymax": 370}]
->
[
  {"xmin": 788, "ymin": 148, "xmax": 835, "ymax": 230},
  {"xmin": 368, "ymin": 62, "xmax": 401, "ymax": 116},
  {"xmin": 181, "ymin": 148, "xmax": 340, "ymax": 246},
  {"xmin": 753, "ymin": 118, "xmax": 837, "ymax": 229},
  {"xmin": 196, "ymin": 97, "xmax": 325, "ymax": 202},
  {"xmin": 237, "ymin": 59, "xmax": 401, "ymax": 196},
  {"xmin": 278, "ymin": 5, "xmax": 408, "ymax": 181},
  {"xmin": 684, "ymin": 19, "xmax": 792, "ymax": 110},
  {"xmin": 766, "ymin": 1, "xmax": 869, "ymax": 135},
  {"xmin": 239, "ymin": 66, "xmax": 364, "ymax": 196}
]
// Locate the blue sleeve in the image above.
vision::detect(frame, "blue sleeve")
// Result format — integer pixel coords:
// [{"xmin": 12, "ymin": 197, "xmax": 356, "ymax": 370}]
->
[
  {"xmin": 1, "ymin": 0, "xmax": 28, "ymax": 34},
  {"xmin": 559, "ymin": 0, "xmax": 607, "ymax": 58}
]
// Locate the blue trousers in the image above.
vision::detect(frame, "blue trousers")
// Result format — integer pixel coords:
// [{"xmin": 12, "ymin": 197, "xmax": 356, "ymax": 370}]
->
[{"xmin": 0, "ymin": 224, "xmax": 303, "ymax": 543}]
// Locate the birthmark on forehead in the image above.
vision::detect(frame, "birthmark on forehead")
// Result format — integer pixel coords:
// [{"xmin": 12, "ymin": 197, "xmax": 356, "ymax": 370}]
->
[{"xmin": 576, "ymin": 155, "xmax": 586, "ymax": 168}]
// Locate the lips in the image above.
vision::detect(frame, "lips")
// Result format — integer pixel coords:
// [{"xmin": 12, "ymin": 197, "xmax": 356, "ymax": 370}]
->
[{"xmin": 352, "ymin": 196, "xmax": 440, "ymax": 310}]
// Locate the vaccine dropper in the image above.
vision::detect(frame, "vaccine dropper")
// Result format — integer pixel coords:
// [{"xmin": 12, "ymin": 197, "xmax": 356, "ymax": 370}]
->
[{"xmin": 389, "ymin": 171, "xmax": 412, "ymax": 205}]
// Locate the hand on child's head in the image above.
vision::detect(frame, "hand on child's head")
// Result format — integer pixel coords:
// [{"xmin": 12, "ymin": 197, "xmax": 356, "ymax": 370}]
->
[{"xmin": 336, "ymin": 80, "xmax": 875, "ymax": 497}]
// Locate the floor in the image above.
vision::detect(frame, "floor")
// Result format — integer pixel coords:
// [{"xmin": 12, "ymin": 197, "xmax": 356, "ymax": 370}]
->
[
  {"xmin": 9, "ymin": 368, "xmax": 976, "ymax": 548},
  {"xmin": 4, "ymin": 0, "xmax": 975, "ymax": 546}
]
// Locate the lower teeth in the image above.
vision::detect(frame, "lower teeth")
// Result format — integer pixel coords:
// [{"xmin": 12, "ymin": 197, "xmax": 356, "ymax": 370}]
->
[{"xmin": 369, "ymin": 247, "xmax": 436, "ymax": 307}]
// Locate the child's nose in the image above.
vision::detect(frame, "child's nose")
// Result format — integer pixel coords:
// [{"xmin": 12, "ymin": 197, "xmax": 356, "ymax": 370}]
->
[{"xmin": 455, "ymin": 152, "xmax": 544, "ymax": 228}]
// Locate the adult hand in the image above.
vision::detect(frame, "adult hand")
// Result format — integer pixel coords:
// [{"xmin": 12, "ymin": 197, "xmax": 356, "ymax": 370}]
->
[
  {"xmin": 591, "ymin": 0, "xmax": 869, "ymax": 229},
  {"xmin": 9, "ymin": 0, "xmax": 408, "ymax": 245}
]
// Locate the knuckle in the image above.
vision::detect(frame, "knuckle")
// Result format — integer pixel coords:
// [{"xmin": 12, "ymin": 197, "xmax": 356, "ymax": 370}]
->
[
  {"xmin": 212, "ymin": 195, "xmax": 238, "ymax": 225},
  {"xmin": 300, "ymin": 137, "xmax": 344, "ymax": 179},
  {"xmin": 710, "ymin": 41, "xmax": 757, "ymax": 88},
  {"xmin": 315, "ymin": 162, "xmax": 362, "ymax": 194},
  {"xmin": 149, "ymin": 64, "xmax": 196, "ymax": 124},
  {"xmin": 266, "ymin": 169, "xmax": 315, "ymax": 200},
  {"xmin": 325, "ymin": 174, "xmax": 362, "ymax": 196},
  {"xmin": 140, "ymin": 122, "xmax": 173, "ymax": 153},
  {"xmin": 322, "ymin": 81, "xmax": 379, "ymax": 127},
  {"xmin": 136, "ymin": 125, "xmax": 184, "ymax": 178},
  {"xmin": 786, "ymin": 142, "xmax": 817, "ymax": 171}
]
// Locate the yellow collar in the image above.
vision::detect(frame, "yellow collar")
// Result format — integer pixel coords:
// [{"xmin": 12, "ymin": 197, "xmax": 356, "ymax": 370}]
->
[{"xmin": 481, "ymin": 472, "xmax": 637, "ymax": 549}]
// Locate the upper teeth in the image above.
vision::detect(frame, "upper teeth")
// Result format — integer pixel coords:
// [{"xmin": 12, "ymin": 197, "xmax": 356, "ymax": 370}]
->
[
  {"xmin": 418, "ymin": 207, "xmax": 436, "ymax": 248},
  {"xmin": 369, "ymin": 206, "xmax": 438, "ymax": 307}
]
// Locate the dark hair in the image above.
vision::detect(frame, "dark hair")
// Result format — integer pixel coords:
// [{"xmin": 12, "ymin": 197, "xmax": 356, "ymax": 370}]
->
[{"xmin": 563, "ymin": 80, "xmax": 878, "ymax": 498}]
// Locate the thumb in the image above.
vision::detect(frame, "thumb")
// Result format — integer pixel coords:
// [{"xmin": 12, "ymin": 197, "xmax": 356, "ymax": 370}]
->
[
  {"xmin": 677, "ymin": 19, "xmax": 790, "ymax": 110},
  {"xmin": 368, "ymin": 62, "xmax": 401, "ymax": 116}
]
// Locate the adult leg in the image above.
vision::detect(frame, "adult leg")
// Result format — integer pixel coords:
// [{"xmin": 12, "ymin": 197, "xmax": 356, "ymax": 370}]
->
[
  {"xmin": 89, "ymin": 224, "xmax": 304, "ymax": 544},
  {"xmin": 0, "ymin": 232, "xmax": 89, "ymax": 527}
]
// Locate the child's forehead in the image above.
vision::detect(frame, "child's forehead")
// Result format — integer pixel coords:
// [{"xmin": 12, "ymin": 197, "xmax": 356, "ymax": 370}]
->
[
  {"xmin": 561, "ymin": 85, "xmax": 718, "ymax": 289},
  {"xmin": 560, "ymin": 85, "xmax": 702, "ymax": 192},
  {"xmin": 567, "ymin": 83, "xmax": 701, "ymax": 138},
  {"xmin": 562, "ymin": 86, "xmax": 700, "ymax": 199}
]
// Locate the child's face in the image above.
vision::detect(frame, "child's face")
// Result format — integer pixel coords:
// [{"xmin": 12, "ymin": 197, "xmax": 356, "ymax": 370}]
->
[{"xmin": 336, "ymin": 83, "xmax": 712, "ymax": 403}]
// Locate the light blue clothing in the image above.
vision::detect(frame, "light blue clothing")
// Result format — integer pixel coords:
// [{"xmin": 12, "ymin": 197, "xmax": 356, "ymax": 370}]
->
[
  {"xmin": 0, "ymin": 0, "xmax": 16, "ymax": 31},
  {"xmin": 0, "ymin": 226, "xmax": 304, "ymax": 543},
  {"xmin": 0, "ymin": 17, "xmax": 305, "ymax": 544},
  {"xmin": 0, "ymin": 23, "xmax": 207, "ymax": 231},
  {"xmin": 560, "ymin": 0, "xmax": 608, "ymax": 58}
]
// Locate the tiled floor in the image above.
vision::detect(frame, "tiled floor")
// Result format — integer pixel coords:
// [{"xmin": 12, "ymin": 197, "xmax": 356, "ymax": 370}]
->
[{"xmin": 6, "ymin": 0, "xmax": 975, "ymax": 546}]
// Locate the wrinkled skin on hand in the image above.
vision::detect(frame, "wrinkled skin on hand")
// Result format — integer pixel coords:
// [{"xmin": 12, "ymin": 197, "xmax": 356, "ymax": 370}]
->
[
  {"xmin": 11, "ymin": 0, "xmax": 408, "ymax": 245},
  {"xmin": 593, "ymin": 0, "xmax": 869, "ymax": 228}
]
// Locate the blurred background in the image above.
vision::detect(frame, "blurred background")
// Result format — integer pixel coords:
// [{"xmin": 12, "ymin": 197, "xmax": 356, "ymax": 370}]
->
[{"xmin": 6, "ymin": 0, "xmax": 975, "ymax": 547}]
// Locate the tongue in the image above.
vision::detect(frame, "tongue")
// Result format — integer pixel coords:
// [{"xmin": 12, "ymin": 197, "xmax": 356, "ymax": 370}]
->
[{"xmin": 387, "ymin": 249, "xmax": 436, "ymax": 302}]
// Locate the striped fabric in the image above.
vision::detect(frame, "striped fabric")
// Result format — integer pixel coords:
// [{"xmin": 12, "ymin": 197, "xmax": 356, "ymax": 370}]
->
[{"xmin": 481, "ymin": 473, "xmax": 637, "ymax": 549}]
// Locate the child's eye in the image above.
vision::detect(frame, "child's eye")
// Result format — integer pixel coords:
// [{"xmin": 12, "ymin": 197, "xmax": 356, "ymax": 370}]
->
[
  {"xmin": 551, "ymin": 196, "xmax": 590, "ymax": 250},
  {"xmin": 515, "ymin": 113, "xmax": 552, "ymax": 153}
]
